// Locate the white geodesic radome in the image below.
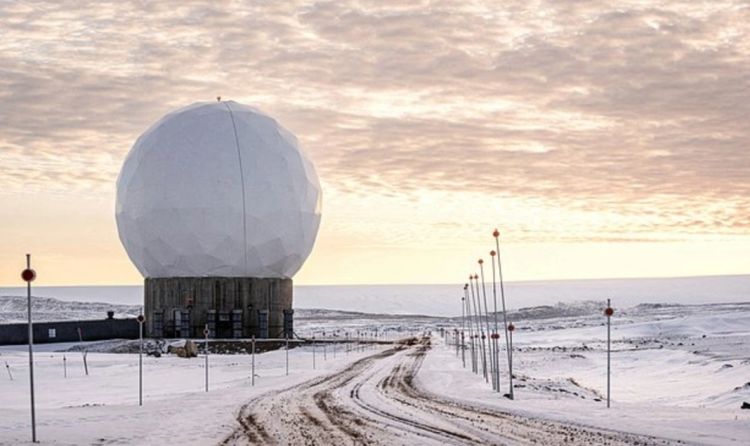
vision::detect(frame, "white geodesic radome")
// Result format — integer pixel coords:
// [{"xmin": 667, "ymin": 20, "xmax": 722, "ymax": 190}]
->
[{"xmin": 115, "ymin": 101, "xmax": 322, "ymax": 279}]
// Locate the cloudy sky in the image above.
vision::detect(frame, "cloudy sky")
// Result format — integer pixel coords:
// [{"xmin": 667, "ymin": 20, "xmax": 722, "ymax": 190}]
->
[{"xmin": 1, "ymin": 0, "xmax": 748, "ymax": 286}]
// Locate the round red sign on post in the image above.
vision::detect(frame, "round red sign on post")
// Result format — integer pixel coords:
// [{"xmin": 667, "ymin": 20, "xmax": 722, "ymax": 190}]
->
[
  {"xmin": 491, "ymin": 333, "xmax": 499, "ymax": 339},
  {"xmin": 508, "ymin": 323, "xmax": 515, "ymax": 332},
  {"xmin": 203, "ymin": 328, "xmax": 210, "ymax": 336},
  {"xmin": 605, "ymin": 307, "xmax": 614, "ymax": 317},
  {"xmin": 493, "ymin": 229, "xmax": 500, "ymax": 238},
  {"xmin": 21, "ymin": 268, "xmax": 36, "ymax": 282},
  {"xmin": 136, "ymin": 315, "xmax": 145, "ymax": 324}
]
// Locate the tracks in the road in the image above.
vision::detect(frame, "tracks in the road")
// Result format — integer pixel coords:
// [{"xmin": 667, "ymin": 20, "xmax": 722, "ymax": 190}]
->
[{"xmin": 221, "ymin": 337, "xmax": 682, "ymax": 446}]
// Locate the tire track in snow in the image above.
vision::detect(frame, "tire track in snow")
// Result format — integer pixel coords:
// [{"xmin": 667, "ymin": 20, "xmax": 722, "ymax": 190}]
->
[{"xmin": 221, "ymin": 337, "xmax": 684, "ymax": 445}]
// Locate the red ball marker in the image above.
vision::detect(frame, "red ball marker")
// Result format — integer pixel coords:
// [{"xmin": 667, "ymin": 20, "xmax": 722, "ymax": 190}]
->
[
  {"xmin": 605, "ymin": 307, "xmax": 614, "ymax": 317},
  {"xmin": 508, "ymin": 323, "xmax": 515, "ymax": 332},
  {"xmin": 493, "ymin": 229, "xmax": 500, "ymax": 238},
  {"xmin": 22, "ymin": 268, "xmax": 36, "ymax": 282}
]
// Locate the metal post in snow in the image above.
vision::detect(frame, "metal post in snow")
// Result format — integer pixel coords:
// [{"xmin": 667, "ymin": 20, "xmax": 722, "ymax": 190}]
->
[
  {"xmin": 490, "ymin": 249, "xmax": 501, "ymax": 393},
  {"xmin": 455, "ymin": 329, "xmax": 459, "ymax": 356},
  {"xmin": 285, "ymin": 336, "xmax": 289, "ymax": 376},
  {"xmin": 312, "ymin": 336, "xmax": 316, "ymax": 370},
  {"xmin": 137, "ymin": 314, "xmax": 145, "ymax": 406},
  {"xmin": 471, "ymin": 274, "xmax": 488, "ymax": 382},
  {"xmin": 251, "ymin": 335, "xmax": 256, "ymax": 386},
  {"xmin": 605, "ymin": 300, "xmax": 614, "ymax": 408},
  {"xmin": 204, "ymin": 324, "xmax": 209, "ymax": 392},
  {"xmin": 4, "ymin": 361, "xmax": 12, "ymax": 380},
  {"xmin": 460, "ymin": 294, "xmax": 467, "ymax": 368},
  {"xmin": 479, "ymin": 260, "xmax": 496, "ymax": 390},
  {"xmin": 467, "ymin": 278, "xmax": 478, "ymax": 374},
  {"xmin": 461, "ymin": 331, "xmax": 466, "ymax": 368},
  {"xmin": 507, "ymin": 323, "xmax": 515, "ymax": 399},
  {"xmin": 22, "ymin": 254, "xmax": 37, "ymax": 443},
  {"xmin": 493, "ymin": 229, "xmax": 513, "ymax": 400},
  {"xmin": 464, "ymin": 282, "xmax": 476, "ymax": 373}
]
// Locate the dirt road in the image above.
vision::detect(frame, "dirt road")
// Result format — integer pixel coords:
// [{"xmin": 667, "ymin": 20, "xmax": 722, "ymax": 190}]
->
[{"xmin": 221, "ymin": 337, "xmax": 680, "ymax": 445}]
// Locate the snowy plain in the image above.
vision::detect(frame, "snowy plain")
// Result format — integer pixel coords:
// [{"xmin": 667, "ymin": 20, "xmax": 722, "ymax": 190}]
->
[{"xmin": 1, "ymin": 278, "xmax": 749, "ymax": 445}]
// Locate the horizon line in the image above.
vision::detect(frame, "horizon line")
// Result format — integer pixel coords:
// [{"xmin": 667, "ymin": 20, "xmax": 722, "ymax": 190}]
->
[{"xmin": 1, "ymin": 272, "xmax": 748, "ymax": 289}]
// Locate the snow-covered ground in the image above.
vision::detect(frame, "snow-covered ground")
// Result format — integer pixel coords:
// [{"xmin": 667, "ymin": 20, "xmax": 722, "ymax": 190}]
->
[
  {"xmin": 1, "ymin": 299, "xmax": 748, "ymax": 444},
  {"xmin": 0, "ymin": 339, "xmax": 386, "ymax": 444}
]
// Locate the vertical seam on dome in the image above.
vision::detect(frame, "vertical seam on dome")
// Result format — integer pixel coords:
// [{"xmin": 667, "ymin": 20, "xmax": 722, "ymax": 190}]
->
[{"xmin": 224, "ymin": 102, "xmax": 248, "ymax": 274}]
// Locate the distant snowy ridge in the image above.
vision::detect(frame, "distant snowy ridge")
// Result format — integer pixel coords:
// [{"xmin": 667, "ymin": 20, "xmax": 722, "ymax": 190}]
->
[
  {"xmin": 0, "ymin": 296, "xmax": 444, "ymax": 325},
  {"xmin": 3, "ymin": 295, "xmax": 749, "ymax": 326},
  {"xmin": 502, "ymin": 300, "xmax": 606, "ymax": 320},
  {"xmin": 0, "ymin": 295, "xmax": 140, "ymax": 324},
  {"xmin": 296, "ymin": 308, "xmax": 442, "ymax": 320}
]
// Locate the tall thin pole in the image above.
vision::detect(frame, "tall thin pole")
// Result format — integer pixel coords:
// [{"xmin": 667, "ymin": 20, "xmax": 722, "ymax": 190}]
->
[
  {"xmin": 508, "ymin": 323, "xmax": 515, "ymax": 395},
  {"xmin": 464, "ymin": 284, "xmax": 476, "ymax": 373},
  {"xmin": 251, "ymin": 335, "xmax": 256, "ymax": 386},
  {"xmin": 138, "ymin": 315, "xmax": 144, "ymax": 406},
  {"xmin": 469, "ymin": 275, "xmax": 487, "ymax": 378},
  {"xmin": 468, "ymin": 277, "xmax": 480, "ymax": 375},
  {"xmin": 479, "ymin": 260, "xmax": 496, "ymax": 390},
  {"xmin": 494, "ymin": 229, "xmax": 513, "ymax": 399},
  {"xmin": 490, "ymin": 250, "xmax": 501, "ymax": 393},
  {"xmin": 606, "ymin": 299, "xmax": 612, "ymax": 408},
  {"xmin": 461, "ymin": 296, "xmax": 466, "ymax": 368},
  {"xmin": 471, "ymin": 274, "xmax": 487, "ymax": 382},
  {"xmin": 312, "ymin": 336, "xmax": 316, "ymax": 370},
  {"xmin": 204, "ymin": 324, "xmax": 209, "ymax": 392},
  {"xmin": 25, "ymin": 254, "xmax": 37, "ymax": 443},
  {"xmin": 285, "ymin": 336, "xmax": 289, "ymax": 376}
]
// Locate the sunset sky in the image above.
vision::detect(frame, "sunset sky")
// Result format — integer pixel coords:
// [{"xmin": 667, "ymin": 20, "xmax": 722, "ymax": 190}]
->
[{"xmin": 1, "ymin": 1, "xmax": 749, "ymax": 286}]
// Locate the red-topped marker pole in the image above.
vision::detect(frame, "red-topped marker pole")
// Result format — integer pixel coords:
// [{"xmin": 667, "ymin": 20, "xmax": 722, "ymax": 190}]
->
[
  {"xmin": 605, "ymin": 299, "xmax": 614, "ymax": 408},
  {"xmin": 464, "ymin": 282, "xmax": 477, "ymax": 373},
  {"xmin": 507, "ymin": 323, "xmax": 515, "ymax": 398},
  {"xmin": 204, "ymin": 325, "xmax": 210, "ymax": 392},
  {"xmin": 137, "ymin": 314, "xmax": 145, "ymax": 406},
  {"xmin": 471, "ymin": 274, "xmax": 487, "ymax": 381},
  {"xmin": 478, "ymin": 259, "xmax": 495, "ymax": 390},
  {"xmin": 22, "ymin": 254, "xmax": 37, "ymax": 443},
  {"xmin": 493, "ymin": 229, "xmax": 513, "ymax": 399},
  {"xmin": 489, "ymin": 249, "xmax": 501, "ymax": 393}
]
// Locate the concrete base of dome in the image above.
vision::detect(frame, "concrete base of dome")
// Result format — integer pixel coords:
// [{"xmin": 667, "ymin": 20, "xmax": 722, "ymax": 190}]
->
[{"xmin": 144, "ymin": 277, "xmax": 293, "ymax": 339}]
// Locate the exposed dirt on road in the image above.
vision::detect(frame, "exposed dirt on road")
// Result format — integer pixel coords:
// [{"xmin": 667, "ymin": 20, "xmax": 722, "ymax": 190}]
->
[{"xmin": 221, "ymin": 337, "xmax": 684, "ymax": 445}]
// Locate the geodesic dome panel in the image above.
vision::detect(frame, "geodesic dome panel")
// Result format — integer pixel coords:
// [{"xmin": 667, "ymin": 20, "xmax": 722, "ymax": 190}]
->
[{"xmin": 115, "ymin": 101, "xmax": 322, "ymax": 279}]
